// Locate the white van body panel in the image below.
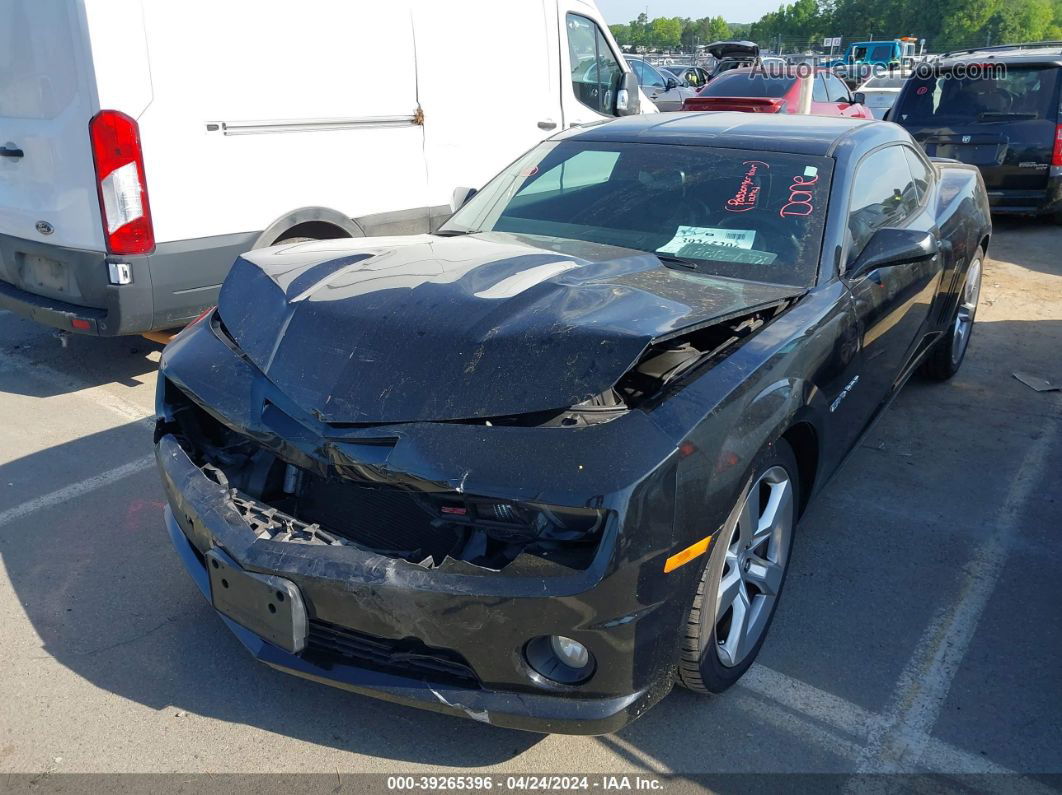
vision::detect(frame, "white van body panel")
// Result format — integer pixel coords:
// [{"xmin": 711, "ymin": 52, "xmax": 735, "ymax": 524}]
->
[
  {"xmin": 136, "ymin": 1, "xmax": 428, "ymax": 244},
  {"xmin": 82, "ymin": 0, "xmax": 152, "ymax": 116},
  {"xmin": 0, "ymin": 0, "xmax": 637, "ymax": 334},
  {"xmin": 415, "ymin": 0, "xmax": 562, "ymax": 206},
  {"xmin": 0, "ymin": 1, "xmax": 102, "ymax": 249}
]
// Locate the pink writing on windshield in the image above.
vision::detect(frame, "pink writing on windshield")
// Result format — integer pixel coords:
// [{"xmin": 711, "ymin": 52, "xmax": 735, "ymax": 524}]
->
[
  {"xmin": 779, "ymin": 174, "xmax": 819, "ymax": 218},
  {"xmin": 725, "ymin": 160, "xmax": 768, "ymax": 212}
]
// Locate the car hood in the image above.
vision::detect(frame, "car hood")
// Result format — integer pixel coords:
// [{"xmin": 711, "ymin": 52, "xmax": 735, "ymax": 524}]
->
[
  {"xmin": 218, "ymin": 232, "xmax": 802, "ymax": 424},
  {"xmin": 706, "ymin": 40, "xmax": 759, "ymax": 60}
]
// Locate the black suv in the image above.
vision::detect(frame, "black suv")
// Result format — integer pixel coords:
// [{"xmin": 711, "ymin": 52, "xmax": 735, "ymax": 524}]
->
[{"xmin": 890, "ymin": 42, "xmax": 1062, "ymax": 217}]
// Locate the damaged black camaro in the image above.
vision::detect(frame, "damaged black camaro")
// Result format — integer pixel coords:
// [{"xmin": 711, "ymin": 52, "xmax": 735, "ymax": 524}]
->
[{"xmin": 155, "ymin": 113, "xmax": 991, "ymax": 734}]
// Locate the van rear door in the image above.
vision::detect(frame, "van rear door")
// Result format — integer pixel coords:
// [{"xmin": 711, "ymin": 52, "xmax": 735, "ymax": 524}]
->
[
  {"xmin": 896, "ymin": 66, "xmax": 1061, "ymax": 194},
  {"xmin": 0, "ymin": 1, "xmax": 103, "ymax": 250}
]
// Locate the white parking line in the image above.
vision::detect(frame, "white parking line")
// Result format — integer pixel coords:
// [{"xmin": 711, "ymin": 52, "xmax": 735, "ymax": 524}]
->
[
  {"xmin": 0, "ymin": 352, "xmax": 153, "ymax": 426},
  {"xmin": 852, "ymin": 407, "xmax": 1059, "ymax": 777},
  {"xmin": 743, "ymin": 664, "xmax": 1038, "ymax": 778},
  {"xmin": 0, "ymin": 454, "xmax": 154, "ymax": 529}
]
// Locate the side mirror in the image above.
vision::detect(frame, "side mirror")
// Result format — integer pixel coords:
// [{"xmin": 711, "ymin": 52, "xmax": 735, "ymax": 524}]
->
[
  {"xmin": 664, "ymin": 76, "xmax": 679, "ymax": 91},
  {"xmin": 848, "ymin": 228, "xmax": 937, "ymax": 279},
  {"xmin": 450, "ymin": 186, "xmax": 477, "ymax": 213},
  {"xmin": 614, "ymin": 71, "xmax": 641, "ymax": 116},
  {"xmin": 853, "ymin": 91, "xmax": 867, "ymax": 105}
]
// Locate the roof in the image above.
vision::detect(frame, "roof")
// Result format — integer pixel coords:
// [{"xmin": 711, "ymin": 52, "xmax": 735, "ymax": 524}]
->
[
  {"xmin": 937, "ymin": 42, "xmax": 1062, "ymax": 67},
  {"xmin": 562, "ymin": 112, "xmax": 883, "ymax": 157}
]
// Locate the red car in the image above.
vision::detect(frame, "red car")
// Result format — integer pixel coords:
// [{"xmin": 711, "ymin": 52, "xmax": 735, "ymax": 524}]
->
[{"xmin": 682, "ymin": 67, "xmax": 872, "ymax": 118}]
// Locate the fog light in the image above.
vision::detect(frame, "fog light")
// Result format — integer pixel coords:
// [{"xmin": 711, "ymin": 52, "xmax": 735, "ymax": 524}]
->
[
  {"xmin": 550, "ymin": 635, "xmax": 589, "ymax": 669},
  {"xmin": 525, "ymin": 635, "xmax": 596, "ymax": 685}
]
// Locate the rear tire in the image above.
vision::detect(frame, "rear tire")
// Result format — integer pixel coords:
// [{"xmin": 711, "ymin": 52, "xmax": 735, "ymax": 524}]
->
[
  {"xmin": 921, "ymin": 248, "xmax": 983, "ymax": 381},
  {"xmin": 677, "ymin": 438, "xmax": 799, "ymax": 694}
]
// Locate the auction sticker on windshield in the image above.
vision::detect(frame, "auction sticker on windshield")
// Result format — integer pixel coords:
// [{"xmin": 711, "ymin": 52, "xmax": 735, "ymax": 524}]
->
[{"xmin": 658, "ymin": 226, "xmax": 756, "ymax": 253}]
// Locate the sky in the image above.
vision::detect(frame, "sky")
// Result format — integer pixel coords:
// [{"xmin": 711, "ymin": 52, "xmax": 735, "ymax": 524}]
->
[{"xmin": 594, "ymin": 0, "xmax": 778, "ymax": 25}]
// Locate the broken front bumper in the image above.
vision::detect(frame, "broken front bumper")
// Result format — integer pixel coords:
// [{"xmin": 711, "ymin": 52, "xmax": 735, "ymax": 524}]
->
[{"xmin": 156, "ymin": 434, "xmax": 676, "ymax": 734}]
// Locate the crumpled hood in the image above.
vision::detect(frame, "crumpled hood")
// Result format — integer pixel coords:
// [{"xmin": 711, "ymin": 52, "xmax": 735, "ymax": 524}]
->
[{"xmin": 218, "ymin": 232, "xmax": 801, "ymax": 424}]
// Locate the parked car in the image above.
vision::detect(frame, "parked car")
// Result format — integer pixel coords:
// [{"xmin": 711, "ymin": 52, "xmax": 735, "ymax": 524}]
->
[
  {"xmin": 156, "ymin": 112, "xmax": 990, "ymax": 735},
  {"xmin": 890, "ymin": 42, "xmax": 1062, "ymax": 217},
  {"xmin": 855, "ymin": 71, "xmax": 912, "ymax": 118},
  {"xmin": 683, "ymin": 68, "xmax": 873, "ymax": 118},
  {"xmin": 660, "ymin": 63, "xmax": 711, "ymax": 89},
  {"xmin": 626, "ymin": 58, "xmax": 697, "ymax": 111},
  {"xmin": 703, "ymin": 41, "xmax": 787, "ymax": 82},
  {"xmin": 0, "ymin": 0, "xmax": 639, "ymax": 337}
]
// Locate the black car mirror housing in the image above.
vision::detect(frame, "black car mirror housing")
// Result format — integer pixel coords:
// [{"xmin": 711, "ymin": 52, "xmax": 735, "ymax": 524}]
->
[
  {"xmin": 853, "ymin": 91, "xmax": 867, "ymax": 105},
  {"xmin": 848, "ymin": 228, "xmax": 938, "ymax": 279},
  {"xmin": 664, "ymin": 76, "xmax": 679, "ymax": 91}
]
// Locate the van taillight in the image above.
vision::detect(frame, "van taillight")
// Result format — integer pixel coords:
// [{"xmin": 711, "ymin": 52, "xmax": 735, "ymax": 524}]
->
[
  {"xmin": 89, "ymin": 110, "xmax": 154, "ymax": 255},
  {"xmin": 1052, "ymin": 124, "xmax": 1062, "ymax": 167}
]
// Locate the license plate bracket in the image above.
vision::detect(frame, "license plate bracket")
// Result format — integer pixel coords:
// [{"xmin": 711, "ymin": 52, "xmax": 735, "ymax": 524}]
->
[{"xmin": 206, "ymin": 548, "xmax": 307, "ymax": 654}]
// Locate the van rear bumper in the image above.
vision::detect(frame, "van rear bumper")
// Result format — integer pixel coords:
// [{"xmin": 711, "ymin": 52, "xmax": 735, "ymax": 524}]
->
[{"xmin": 0, "ymin": 231, "xmax": 257, "ymax": 336}]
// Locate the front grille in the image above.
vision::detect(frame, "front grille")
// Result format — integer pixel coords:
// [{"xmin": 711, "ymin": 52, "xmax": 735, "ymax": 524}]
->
[
  {"xmin": 304, "ymin": 620, "xmax": 480, "ymax": 688},
  {"xmin": 295, "ymin": 473, "xmax": 461, "ymax": 561}
]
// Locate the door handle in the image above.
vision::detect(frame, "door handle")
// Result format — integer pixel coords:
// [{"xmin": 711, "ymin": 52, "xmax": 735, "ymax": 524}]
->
[
  {"xmin": 0, "ymin": 146, "xmax": 24, "ymax": 159},
  {"xmin": 537, "ymin": 120, "xmax": 557, "ymax": 130}
]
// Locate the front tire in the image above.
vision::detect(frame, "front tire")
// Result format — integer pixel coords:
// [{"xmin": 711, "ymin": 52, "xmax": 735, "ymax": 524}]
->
[
  {"xmin": 921, "ymin": 249, "xmax": 983, "ymax": 381},
  {"xmin": 677, "ymin": 439, "xmax": 799, "ymax": 694}
]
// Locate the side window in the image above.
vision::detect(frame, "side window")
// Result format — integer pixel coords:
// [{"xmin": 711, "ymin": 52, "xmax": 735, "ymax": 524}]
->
[
  {"xmin": 902, "ymin": 146, "xmax": 933, "ymax": 202},
  {"xmin": 870, "ymin": 45, "xmax": 894, "ymax": 62},
  {"xmin": 632, "ymin": 60, "xmax": 665, "ymax": 89},
  {"xmin": 813, "ymin": 74, "xmax": 828, "ymax": 103},
  {"xmin": 847, "ymin": 146, "xmax": 921, "ymax": 266},
  {"xmin": 516, "ymin": 150, "xmax": 620, "ymax": 197},
  {"xmin": 825, "ymin": 74, "xmax": 850, "ymax": 103},
  {"xmin": 567, "ymin": 14, "xmax": 621, "ymax": 116}
]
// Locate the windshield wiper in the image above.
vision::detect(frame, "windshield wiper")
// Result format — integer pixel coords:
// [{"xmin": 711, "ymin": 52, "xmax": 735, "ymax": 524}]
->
[
  {"xmin": 434, "ymin": 229, "xmax": 475, "ymax": 237},
  {"xmin": 655, "ymin": 253, "xmax": 702, "ymax": 271}
]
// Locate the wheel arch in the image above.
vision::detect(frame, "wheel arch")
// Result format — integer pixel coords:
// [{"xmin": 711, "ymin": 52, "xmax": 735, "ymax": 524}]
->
[
  {"xmin": 252, "ymin": 207, "xmax": 365, "ymax": 249},
  {"xmin": 780, "ymin": 420, "xmax": 819, "ymax": 517}
]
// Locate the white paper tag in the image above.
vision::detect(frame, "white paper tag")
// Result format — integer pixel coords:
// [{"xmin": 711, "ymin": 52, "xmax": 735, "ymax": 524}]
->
[{"xmin": 657, "ymin": 226, "xmax": 756, "ymax": 254}]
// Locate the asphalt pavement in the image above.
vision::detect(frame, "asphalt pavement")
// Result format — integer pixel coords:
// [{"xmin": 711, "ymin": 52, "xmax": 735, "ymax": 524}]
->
[{"xmin": 0, "ymin": 218, "xmax": 1059, "ymax": 789}]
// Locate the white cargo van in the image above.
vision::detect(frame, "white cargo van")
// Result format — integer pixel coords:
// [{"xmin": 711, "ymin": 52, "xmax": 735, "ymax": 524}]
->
[{"xmin": 0, "ymin": 0, "xmax": 643, "ymax": 335}]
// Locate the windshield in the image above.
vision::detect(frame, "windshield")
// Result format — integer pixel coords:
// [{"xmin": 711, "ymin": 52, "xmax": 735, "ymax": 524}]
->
[
  {"xmin": 863, "ymin": 75, "xmax": 909, "ymax": 90},
  {"xmin": 895, "ymin": 67, "xmax": 1061, "ymax": 124},
  {"xmin": 441, "ymin": 140, "xmax": 833, "ymax": 287},
  {"xmin": 699, "ymin": 71, "xmax": 796, "ymax": 98}
]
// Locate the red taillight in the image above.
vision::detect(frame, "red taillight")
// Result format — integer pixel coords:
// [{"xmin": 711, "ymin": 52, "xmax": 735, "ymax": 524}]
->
[
  {"xmin": 89, "ymin": 110, "xmax": 154, "ymax": 255},
  {"xmin": 1052, "ymin": 125, "xmax": 1062, "ymax": 167}
]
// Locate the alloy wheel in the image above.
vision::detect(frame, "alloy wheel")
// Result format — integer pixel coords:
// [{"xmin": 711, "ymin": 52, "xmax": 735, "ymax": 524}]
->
[
  {"xmin": 951, "ymin": 257, "xmax": 982, "ymax": 367},
  {"xmin": 714, "ymin": 466, "xmax": 794, "ymax": 668}
]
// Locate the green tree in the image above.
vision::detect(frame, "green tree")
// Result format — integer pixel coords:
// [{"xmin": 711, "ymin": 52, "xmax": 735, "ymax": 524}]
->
[
  {"xmin": 708, "ymin": 16, "xmax": 732, "ymax": 40},
  {"xmin": 651, "ymin": 16, "xmax": 683, "ymax": 49},
  {"xmin": 610, "ymin": 23, "xmax": 631, "ymax": 46},
  {"xmin": 986, "ymin": 0, "xmax": 1054, "ymax": 45}
]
